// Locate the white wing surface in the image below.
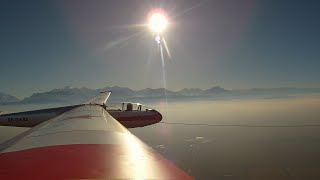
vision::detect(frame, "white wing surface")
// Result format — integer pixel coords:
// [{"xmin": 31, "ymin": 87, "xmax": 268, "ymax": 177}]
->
[{"xmin": 0, "ymin": 104, "xmax": 193, "ymax": 179}]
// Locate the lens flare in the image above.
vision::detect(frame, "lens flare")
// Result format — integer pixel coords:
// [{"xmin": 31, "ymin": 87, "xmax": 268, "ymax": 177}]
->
[
  {"xmin": 155, "ymin": 35, "xmax": 161, "ymax": 44},
  {"xmin": 148, "ymin": 11, "xmax": 168, "ymax": 33}
]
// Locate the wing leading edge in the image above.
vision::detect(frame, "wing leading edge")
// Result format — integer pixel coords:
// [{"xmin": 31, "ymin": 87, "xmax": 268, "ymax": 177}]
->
[{"xmin": 0, "ymin": 104, "xmax": 193, "ymax": 179}]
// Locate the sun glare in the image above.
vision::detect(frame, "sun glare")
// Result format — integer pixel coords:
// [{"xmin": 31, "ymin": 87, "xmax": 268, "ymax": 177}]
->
[{"xmin": 148, "ymin": 11, "xmax": 168, "ymax": 34}]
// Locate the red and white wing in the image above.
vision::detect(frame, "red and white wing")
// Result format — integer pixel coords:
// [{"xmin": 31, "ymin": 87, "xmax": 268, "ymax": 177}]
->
[{"xmin": 0, "ymin": 104, "xmax": 193, "ymax": 179}]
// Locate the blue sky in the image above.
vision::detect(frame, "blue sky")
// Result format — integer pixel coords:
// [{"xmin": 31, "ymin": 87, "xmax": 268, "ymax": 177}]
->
[{"xmin": 0, "ymin": 0, "xmax": 319, "ymax": 97}]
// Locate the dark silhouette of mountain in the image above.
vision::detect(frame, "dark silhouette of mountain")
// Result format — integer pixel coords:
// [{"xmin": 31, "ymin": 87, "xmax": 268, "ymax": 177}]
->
[
  {"xmin": 1, "ymin": 86, "xmax": 320, "ymax": 104},
  {"xmin": 22, "ymin": 86, "xmax": 97, "ymax": 104},
  {"xmin": 98, "ymin": 86, "xmax": 135, "ymax": 97},
  {"xmin": 136, "ymin": 88, "xmax": 177, "ymax": 97},
  {"xmin": 229, "ymin": 87, "xmax": 320, "ymax": 97},
  {"xmin": 178, "ymin": 88, "xmax": 204, "ymax": 96},
  {"xmin": 203, "ymin": 86, "xmax": 229, "ymax": 94},
  {"xmin": 0, "ymin": 92, "xmax": 20, "ymax": 104}
]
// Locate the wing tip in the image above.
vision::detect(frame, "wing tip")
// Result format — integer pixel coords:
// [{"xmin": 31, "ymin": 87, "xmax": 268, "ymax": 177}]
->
[
  {"xmin": 100, "ymin": 90, "xmax": 112, "ymax": 94},
  {"xmin": 83, "ymin": 91, "xmax": 112, "ymax": 105}
]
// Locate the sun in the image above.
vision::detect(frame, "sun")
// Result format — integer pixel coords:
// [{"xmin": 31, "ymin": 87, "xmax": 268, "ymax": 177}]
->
[{"xmin": 148, "ymin": 10, "xmax": 168, "ymax": 34}]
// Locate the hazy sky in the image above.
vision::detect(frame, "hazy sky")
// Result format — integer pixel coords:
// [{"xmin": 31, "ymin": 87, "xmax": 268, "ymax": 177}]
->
[{"xmin": 1, "ymin": 0, "xmax": 319, "ymax": 97}]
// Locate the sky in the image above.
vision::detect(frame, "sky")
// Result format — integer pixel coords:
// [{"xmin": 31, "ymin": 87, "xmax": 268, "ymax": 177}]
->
[{"xmin": 0, "ymin": 0, "xmax": 320, "ymax": 98}]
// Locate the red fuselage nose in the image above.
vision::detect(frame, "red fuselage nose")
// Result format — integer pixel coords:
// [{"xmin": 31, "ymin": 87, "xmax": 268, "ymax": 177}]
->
[{"xmin": 108, "ymin": 109, "xmax": 162, "ymax": 128}]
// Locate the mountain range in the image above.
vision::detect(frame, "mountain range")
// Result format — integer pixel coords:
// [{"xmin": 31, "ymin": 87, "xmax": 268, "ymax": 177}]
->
[
  {"xmin": 0, "ymin": 92, "xmax": 20, "ymax": 104},
  {"xmin": 1, "ymin": 86, "xmax": 320, "ymax": 104}
]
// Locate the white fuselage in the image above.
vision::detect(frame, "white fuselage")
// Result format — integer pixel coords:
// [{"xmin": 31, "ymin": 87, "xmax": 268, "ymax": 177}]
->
[{"xmin": 0, "ymin": 105, "xmax": 162, "ymax": 128}]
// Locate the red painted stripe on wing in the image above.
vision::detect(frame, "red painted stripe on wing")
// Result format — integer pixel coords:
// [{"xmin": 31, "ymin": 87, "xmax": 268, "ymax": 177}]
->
[{"xmin": 0, "ymin": 144, "xmax": 193, "ymax": 180}]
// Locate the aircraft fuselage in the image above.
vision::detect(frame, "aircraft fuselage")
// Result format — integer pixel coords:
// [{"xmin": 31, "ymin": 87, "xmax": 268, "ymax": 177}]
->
[{"xmin": 0, "ymin": 104, "xmax": 162, "ymax": 128}]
